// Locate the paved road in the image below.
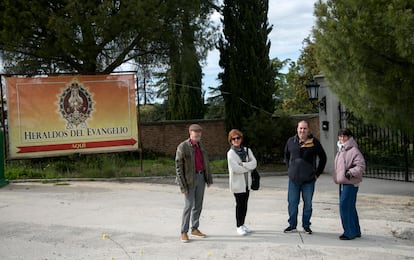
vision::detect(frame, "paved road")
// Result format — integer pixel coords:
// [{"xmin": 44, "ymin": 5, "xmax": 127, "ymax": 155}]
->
[{"xmin": 0, "ymin": 174, "xmax": 413, "ymax": 260}]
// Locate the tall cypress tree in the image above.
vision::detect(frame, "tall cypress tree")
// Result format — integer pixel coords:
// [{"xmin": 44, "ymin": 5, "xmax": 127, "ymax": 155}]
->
[
  {"xmin": 168, "ymin": 13, "xmax": 204, "ymax": 120},
  {"xmin": 166, "ymin": 1, "xmax": 216, "ymax": 120},
  {"xmin": 218, "ymin": 0, "xmax": 275, "ymax": 131}
]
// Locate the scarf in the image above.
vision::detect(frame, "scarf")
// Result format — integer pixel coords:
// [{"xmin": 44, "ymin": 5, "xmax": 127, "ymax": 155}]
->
[
  {"xmin": 300, "ymin": 138, "xmax": 314, "ymax": 148},
  {"xmin": 231, "ymin": 145, "xmax": 247, "ymax": 162},
  {"xmin": 337, "ymin": 140, "xmax": 343, "ymax": 151}
]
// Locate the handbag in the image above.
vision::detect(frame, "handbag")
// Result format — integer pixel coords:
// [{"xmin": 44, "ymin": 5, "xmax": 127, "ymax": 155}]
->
[
  {"xmin": 245, "ymin": 146, "xmax": 260, "ymax": 190},
  {"xmin": 239, "ymin": 146, "xmax": 260, "ymax": 190},
  {"xmin": 251, "ymin": 168, "xmax": 260, "ymax": 190}
]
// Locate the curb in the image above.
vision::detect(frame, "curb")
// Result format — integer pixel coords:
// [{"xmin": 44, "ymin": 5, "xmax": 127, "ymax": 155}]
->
[{"xmin": 6, "ymin": 171, "xmax": 288, "ymax": 184}]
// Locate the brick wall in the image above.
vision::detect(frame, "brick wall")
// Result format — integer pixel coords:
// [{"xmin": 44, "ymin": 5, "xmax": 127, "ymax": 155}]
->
[
  {"xmin": 140, "ymin": 115, "xmax": 319, "ymax": 159},
  {"xmin": 140, "ymin": 119, "xmax": 228, "ymax": 159}
]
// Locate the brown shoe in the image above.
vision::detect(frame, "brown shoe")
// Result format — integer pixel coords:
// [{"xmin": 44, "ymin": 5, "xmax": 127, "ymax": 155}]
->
[
  {"xmin": 181, "ymin": 232, "xmax": 189, "ymax": 243},
  {"xmin": 191, "ymin": 229, "xmax": 206, "ymax": 238}
]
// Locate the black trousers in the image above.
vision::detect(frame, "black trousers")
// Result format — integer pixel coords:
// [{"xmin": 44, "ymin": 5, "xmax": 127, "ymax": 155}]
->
[{"xmin": 234, "ymin": 189, "xmax": 250, "ymax": 227}]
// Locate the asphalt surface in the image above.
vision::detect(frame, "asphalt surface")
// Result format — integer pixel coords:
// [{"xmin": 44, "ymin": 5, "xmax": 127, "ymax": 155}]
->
[{"xmin": 0, "ymin": 174, "xmax": 413, "ymax": 260}]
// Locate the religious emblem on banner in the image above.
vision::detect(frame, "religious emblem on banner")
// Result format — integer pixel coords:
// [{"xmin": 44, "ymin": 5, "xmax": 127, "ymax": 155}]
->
[{"xmin": 59, "ymin": 80, "xmax": 93, "ymax": 129}]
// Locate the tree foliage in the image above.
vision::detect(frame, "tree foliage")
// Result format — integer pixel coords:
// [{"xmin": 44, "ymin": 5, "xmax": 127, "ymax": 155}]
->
[
  {"xmin": 313, "ymin": 0, "xmax": 414, "ymax": 133},
  {"xmin": 139, "ymin": 104, "xmax": 168, "ymax": 122},
  {"xmin": 271, "ymin": 57, "xmax": 289, "ymax": 114},
  {"xmin": 165, "ymin": 1, "xmax": 210, "ymax": 120},
  {"xmin": 205, "ymin": 86, "xmax": 225, "ymax": 119},
  {"xmin": 243, "ymin": 113, "xmax": 294, "ymax": 162},
  {"xmin": 135, "ymin": 54, "xmax": 164, "ymax": 105},
  {"xmin": 0, "ymin": 0, "xmax": 166, "ymax": 74},
  {"xmin": 281, "ymin": 38, "xmax": 319, "ymax": 114},
  {"xmin": 218, "ymin": 0, "xmax": 275, "ymax": 131},
  {"xmin": 0, "ymin": 0, "xmax": 218, "ymax": 120},
  {"xmin": 158, "ymin": 1, "xmax": 218, "ymax": 120}
]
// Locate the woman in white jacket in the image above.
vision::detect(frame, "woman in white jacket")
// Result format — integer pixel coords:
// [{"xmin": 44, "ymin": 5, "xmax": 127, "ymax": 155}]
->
[{"xmin": 227, "ymin": 129, "xmax": 257, "ymax": 236}]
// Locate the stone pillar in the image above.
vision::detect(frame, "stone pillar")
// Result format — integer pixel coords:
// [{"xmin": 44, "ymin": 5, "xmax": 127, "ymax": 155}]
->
[{"xmin": 314, "ymin": 74, "xmax": 340, "ymax": 175}]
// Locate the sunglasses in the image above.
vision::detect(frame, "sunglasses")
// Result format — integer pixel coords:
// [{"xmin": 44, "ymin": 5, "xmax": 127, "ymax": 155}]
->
[{"xmin": 231, "ymin": 137, "xmax": 241, "ymax": 141}]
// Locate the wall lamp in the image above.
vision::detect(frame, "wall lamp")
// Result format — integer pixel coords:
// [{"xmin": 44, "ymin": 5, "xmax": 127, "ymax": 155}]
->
[{"xmin": 304, "ymin": 79, "xmax": 326, "ymax": 113}]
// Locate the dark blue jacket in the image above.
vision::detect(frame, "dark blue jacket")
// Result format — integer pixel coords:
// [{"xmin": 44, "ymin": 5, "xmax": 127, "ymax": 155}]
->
[{"xmin": 284, "ymin": 134, "xmax": 327, "ymax": 184}]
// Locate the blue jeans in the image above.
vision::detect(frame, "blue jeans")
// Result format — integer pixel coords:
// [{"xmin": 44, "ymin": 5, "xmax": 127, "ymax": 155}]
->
[
  {"xmin": 287, "ymin": 179, "xmax": 315, "ymax": 228},
  {"xmin": 340, "ymin": 184, "xmax": 361, "ymax": 238}
]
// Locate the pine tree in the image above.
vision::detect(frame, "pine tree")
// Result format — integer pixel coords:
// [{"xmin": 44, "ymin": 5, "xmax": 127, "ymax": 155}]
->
[
  {"xmin": 313, "ymin": 0, "xmax": 414, "ymax": 133},
  {"xmin": 0, "ymin": 0, "xmax": 164, "ymax": 74}
]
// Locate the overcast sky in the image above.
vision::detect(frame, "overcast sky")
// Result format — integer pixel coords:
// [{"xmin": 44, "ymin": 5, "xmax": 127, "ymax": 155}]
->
[{"xmin": 202, "ymin": 0, "xmax": 317, "ymax": 95}]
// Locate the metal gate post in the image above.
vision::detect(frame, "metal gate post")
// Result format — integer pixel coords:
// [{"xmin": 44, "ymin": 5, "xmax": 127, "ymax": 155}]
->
[
  {"xmin": 0, "ymin": 129, "xmax": 9, "ymax": 188},
  {"xmin": 404, "ymin": 135, "xmax": 409, "ymax": 182}
]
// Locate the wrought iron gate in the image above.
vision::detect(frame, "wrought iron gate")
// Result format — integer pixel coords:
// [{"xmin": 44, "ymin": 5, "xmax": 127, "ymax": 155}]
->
[{"xmin": 339, "ymin": 106, "xmax": 413, "ymax": 182}]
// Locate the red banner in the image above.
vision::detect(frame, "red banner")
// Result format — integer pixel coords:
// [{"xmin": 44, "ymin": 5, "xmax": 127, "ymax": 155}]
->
[{"xmin": 18, "ymin": 138, "xmax": 137, "ymax": 153}]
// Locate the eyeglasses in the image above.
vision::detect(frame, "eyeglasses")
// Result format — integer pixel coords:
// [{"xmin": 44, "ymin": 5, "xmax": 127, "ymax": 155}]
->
[{"xmin": 231, "ymin": 137, "xmax": 241, "ymax": 141}]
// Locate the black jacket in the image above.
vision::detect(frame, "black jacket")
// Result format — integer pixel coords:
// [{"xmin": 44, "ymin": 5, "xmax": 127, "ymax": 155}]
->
[{"xmin": 284, "ymin": 134, "xmax": 327, "ymax": 184}]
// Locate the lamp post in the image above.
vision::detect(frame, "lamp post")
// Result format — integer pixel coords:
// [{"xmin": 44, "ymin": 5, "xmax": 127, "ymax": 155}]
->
[
  {"xmin": 305, "ymin": 79, "xmax": 319, "ymax": 101},
  {"xmin": 305, "ymin": 79, "xmax": 326, "ymax": 113}
]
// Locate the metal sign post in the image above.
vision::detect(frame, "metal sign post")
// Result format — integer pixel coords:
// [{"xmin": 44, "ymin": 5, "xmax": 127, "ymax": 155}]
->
[{"xmin": 0, "ymin": 129, "xmax": 9, "ymax": 188}]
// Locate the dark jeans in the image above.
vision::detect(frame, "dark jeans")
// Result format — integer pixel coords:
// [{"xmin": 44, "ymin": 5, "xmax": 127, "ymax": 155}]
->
[
  {"xmin": 340, "ymin": 184, "xmax": 361, "ymax": 238},
  {"xmin": 234, "ymin": 189, "xmax": 250, "ymax": 227},
  {"xmin": 287, "ymin": 179, "xmax": 315, "ymax": 228}
]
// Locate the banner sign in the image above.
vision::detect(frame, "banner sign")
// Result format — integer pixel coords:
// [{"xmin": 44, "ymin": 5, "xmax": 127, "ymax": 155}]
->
[{"xmin": 6, "ymin": 74, "xmax": 138, "ymax": 159}]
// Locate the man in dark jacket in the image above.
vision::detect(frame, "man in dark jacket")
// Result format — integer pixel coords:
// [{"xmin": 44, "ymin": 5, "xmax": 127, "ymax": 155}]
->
[{"xmin": 283, "ymin": 120, "xmax": 327, "ymax": 234}]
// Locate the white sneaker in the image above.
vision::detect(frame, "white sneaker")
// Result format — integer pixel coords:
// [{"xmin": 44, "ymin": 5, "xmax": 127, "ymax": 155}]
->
[
  {"xmin": 237, "ymin": 226, "xmax": 247, "ymax": 236},
  {"xmin": 242, "ymin": 225, "xmax": 251, "ymax": 233}
]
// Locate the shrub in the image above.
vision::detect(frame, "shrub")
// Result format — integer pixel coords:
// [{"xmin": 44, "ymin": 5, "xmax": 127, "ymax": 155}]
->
[{"xmin": 242, "ymin": 112, "xmax": 294, "ymax": 163}]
